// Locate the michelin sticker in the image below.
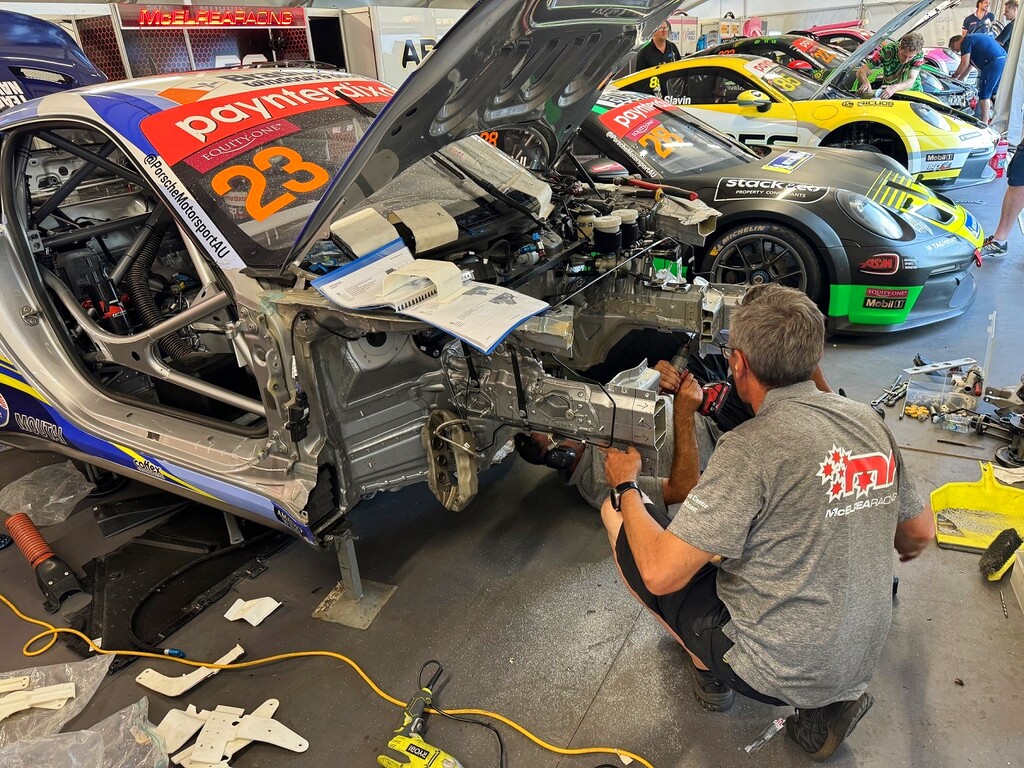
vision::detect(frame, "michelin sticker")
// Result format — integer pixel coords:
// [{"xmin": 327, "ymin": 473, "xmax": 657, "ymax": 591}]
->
[
  {"xmin": 762, "ymin": 149, "xmax": 813, "ymax": 174},
  {"xmin": 715, "ymin": 178, "xmax": 828, "ymax": 203}
]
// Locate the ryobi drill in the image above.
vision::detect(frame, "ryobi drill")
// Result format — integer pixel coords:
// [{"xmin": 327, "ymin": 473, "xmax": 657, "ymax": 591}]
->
[{"xmin": 378, "ymin": 666, "xmax": 464, "ymax": 768}]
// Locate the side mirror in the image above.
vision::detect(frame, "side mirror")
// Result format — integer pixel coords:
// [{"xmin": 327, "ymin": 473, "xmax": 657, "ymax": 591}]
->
[
  {"xmin": 787, "ymin": 60, "xmax": 813, "ymax": 70},
  {"xmin": 737, "ymin": 89, "xmax": 772, "ymax": 112}
]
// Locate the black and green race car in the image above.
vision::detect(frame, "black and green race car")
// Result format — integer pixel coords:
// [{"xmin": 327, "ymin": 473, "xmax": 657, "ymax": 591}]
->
[{"xmin": 559, "ymin": 90, "xmax": 983, "ymax": 333}]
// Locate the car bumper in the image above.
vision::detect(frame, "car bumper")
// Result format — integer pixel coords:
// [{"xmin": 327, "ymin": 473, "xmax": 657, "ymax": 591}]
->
[
  {"xmin": 828, "ymin": 266, "xmax": 976, "ymax": 334},
  {"xmin": 926, "ymin": 145, "xmax": 997, "ymax": 189}
]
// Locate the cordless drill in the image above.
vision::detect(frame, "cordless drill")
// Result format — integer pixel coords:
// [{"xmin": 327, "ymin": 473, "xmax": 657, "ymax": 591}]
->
[
  {"xmin": 378, "ymin": 666, "xmax": 464, "ymax": 768},
  {"xmin": 670, "ymin": 344, "xmax": 731, "ymax": 417}
]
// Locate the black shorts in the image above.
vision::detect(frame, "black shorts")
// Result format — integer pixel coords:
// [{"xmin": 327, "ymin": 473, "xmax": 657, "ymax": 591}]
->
[
  {"xmin": 1008, "ymin": 143, "xmax": 1024, "ymax": 188},
  {"xmin": 614, "ymin": 505, "xmax": 785, "ymax": 706}
]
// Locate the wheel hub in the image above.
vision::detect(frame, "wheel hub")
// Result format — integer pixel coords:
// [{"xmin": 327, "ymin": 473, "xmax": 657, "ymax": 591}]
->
[{"xmin": 750, "ymin": 270, "xmax": 771, "ymax": 285}]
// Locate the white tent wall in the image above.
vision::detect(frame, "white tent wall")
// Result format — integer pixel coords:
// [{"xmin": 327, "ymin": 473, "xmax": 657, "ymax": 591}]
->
[{"xmin": 677, "ymin": 1, "xmax": 980, "ymax": 48}]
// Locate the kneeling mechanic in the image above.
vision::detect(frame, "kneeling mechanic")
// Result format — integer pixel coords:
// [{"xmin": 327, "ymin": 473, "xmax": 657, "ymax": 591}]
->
[{"xmin": 600, "ymin": 284, "xmax": 934, "ymax": 762}]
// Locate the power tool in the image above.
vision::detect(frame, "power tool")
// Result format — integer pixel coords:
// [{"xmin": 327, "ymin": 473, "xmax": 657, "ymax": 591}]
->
[
  {"xmin": 670, "ymin": 345, "xmax": 732, "ymax": 417},
  {"xmin": 378, "ymin": 665, "xmax": 464, "ymax": 768}
]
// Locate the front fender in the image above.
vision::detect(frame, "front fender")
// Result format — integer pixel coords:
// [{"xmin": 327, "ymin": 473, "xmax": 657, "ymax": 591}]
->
[{"xmin": 707, "ymin": 201, "xmax": 851, "ymax": 287}]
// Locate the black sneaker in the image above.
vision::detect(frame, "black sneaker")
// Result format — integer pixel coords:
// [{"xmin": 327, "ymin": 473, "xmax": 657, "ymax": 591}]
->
[
  {"xmin": 786, "ymin": 692, "xmax": 873, "ymax": 762},
  {"xmin": 683, "ymin": 653, "xmax": 734, "ymax": 712},
  {"xmin": 980, "ymin": 237, "xmax": 1007, "ymax": 257}
]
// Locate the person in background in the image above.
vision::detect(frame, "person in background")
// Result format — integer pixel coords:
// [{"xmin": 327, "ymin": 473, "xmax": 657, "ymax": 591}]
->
[
  {"xmin": 855, "ymin": 33, "xmax": 925, "ymax": 97},
  {"xmin": 996, "ymin": 0, "xmax": 1017, "ymax": 51},
  {"xmin": 950, "ymin": 33, "xmax": 1007, "ymax": 123},
  {"xmin": 963, "ymin": 0, "xmax": 996, "ymax": 35},
  {"xmin": 636, "ymin": 21, "xmax": 681, "ymax": 73},
  {"xmin": 980, "ymin": 140, "xmax": 1024, "ymax": 256}
]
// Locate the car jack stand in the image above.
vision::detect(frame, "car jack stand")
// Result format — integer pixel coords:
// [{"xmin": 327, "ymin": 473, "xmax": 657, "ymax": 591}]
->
[{"xmin": 311, "ymin": 521, "xmax": 396, "ymax": 630}]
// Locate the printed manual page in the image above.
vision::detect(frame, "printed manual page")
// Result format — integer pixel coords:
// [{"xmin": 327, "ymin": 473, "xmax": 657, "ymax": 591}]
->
[{"xmin": 313, "ymin": 239, "xmax": 548, "ymax": 353}]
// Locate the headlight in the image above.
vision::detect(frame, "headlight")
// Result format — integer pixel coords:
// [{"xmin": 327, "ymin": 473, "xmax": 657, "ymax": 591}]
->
[
  {"xmin": 836, "ymin": 190, "xmax": 903, "ymax": 239},
  {"xmin": 910, "ymin": 101, "xmax": 947, "ymax": 130}
]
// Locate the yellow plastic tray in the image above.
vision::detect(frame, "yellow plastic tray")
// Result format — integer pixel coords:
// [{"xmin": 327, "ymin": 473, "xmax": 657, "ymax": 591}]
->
[{"xmin": 931, "ymin": 462, "xmax": 1024, "ymax": 553}]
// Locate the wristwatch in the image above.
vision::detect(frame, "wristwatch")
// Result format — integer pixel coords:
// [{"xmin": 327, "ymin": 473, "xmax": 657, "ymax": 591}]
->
[{"xmin": 610, "ymin": 481, "xmax": 641, "ymax": 512}]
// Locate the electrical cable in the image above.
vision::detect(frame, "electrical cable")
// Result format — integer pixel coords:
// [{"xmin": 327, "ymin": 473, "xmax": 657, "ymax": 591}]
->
[
  {"xmin": 0, "ymin": 592, "xmax": 654, "ymax": 768},
  {"xmin": 416, "ymin": 659, "xmax": 507, "ymax": 768}
]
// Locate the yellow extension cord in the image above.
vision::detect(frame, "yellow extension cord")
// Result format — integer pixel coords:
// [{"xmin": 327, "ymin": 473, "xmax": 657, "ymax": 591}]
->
[{"xmin": 0, "ymin": 593, "xmax": 654, "ymax": 768}]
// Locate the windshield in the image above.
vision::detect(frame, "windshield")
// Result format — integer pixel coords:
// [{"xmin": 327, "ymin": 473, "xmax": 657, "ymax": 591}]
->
[
  {"xmin": 592, "ymin": 93, "xmax": 755, "ymax": 177},
  {"xmin": 744, "ymin": 59, "xmax": 823, "ymax": 100},
  {"xmin": 787, "ymin": 37, "xmax": 848, "ymax": 70},
  {"xmin": 139, "ymin": 76, "xmax": 393, "ymax": 268}
]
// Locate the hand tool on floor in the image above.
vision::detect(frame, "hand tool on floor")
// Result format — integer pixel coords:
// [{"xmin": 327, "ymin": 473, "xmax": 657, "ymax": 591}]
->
[
  {"xmin": 4, "ymin": 512, "xmax": 89, "ymax": 615},
  {"xmin": 870, "ymin": 375, "xmax": 907, "ymax": 418},
  {"xmin": 379, "ymin": 665, "xmax": 464, "ymax": 768}
]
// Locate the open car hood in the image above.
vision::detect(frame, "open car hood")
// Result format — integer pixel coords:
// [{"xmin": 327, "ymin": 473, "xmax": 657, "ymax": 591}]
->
[
  {"xmin": 286, "ymin": 0, "xmax": 679, "ymax": 271},
  {"xmin": 811, "ymin": 0, "xmax": 961, "ymax": 99}
]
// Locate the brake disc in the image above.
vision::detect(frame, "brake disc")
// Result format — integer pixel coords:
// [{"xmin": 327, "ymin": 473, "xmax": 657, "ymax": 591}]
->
[{"xmin": 422, "ymin": 409, "xmax": 478, "ymax": 512}]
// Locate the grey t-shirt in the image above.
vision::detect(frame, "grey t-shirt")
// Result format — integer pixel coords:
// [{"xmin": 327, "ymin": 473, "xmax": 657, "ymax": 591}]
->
[{"xmin": 668, "ymin": 380, "xmax": 923, "ymax": 708}]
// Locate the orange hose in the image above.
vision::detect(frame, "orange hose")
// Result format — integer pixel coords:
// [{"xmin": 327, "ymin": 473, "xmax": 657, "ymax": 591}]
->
[{"xmin": 5, "ymin": 513, "xmax": 54, "ymax": 568}]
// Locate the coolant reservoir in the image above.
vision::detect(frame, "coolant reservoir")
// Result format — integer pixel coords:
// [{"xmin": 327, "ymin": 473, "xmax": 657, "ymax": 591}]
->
[
  {"xmin": 577, "ymin": 214, "xmax": 597, "ymax": 240},
  {"xmin": 612, "ymin": 208, "xmax": 640, "ymax": 248},
  {"xmin": 593, "ymin": 215, "xmax": 622, "ymax": 255}
]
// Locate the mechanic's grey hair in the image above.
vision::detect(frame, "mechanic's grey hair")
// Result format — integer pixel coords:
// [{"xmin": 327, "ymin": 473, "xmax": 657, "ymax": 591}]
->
[
  {"xmin": 900, "ymin": 32, "xmax": 925, "ymax": 52},
  {"xmin": 728, "ymin": 284, "xmax": 824, "ymax": 389}
]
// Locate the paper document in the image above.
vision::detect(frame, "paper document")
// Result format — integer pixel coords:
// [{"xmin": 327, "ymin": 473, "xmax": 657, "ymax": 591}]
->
[{"xmin": 312, "ymin": 238, "xmax": 548, "ymax": 353}]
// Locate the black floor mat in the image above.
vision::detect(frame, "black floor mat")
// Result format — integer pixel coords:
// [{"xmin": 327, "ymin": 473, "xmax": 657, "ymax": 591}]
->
[{"xmin": 65, "ymin": 505, "xmax": 288, "ymax": 672}]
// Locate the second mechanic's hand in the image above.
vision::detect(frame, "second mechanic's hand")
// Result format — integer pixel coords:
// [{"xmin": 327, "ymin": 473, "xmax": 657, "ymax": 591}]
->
[
  {"xmin": 674, "ymin": 371, "xmax": 703, "ymax": 418},
  {"xmin": 601, "ymin": 445, "xmax": 642, "ymax": 487},
  {"xmin": 654, "ymin": 360, "xmax": 682, "ymax": 393}
]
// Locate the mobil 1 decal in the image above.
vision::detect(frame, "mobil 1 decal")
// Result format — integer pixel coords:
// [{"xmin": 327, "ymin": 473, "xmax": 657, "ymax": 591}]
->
[
  {"xmin": 715, "ymin": 178, "xmax": 829, "ymax": 203},
  {"xmin": 862, "ymin": 288, "xmax": 909, "ymax": 310}
]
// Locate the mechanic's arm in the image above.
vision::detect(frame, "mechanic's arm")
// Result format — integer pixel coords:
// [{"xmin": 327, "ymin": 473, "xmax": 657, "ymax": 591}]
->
[
  {"xmin": 894, "ymin": 503, "xmax": 934, "ymax": 561},
  {"xmin": 855, "ymin": 62, "xmax": 875, "ymax": 93},
  {"xmin": 953, "ymin": 52, "xmax": 972, "ymax": 80},
  {"xmin": 662, "ymin": 371, "xmax": 704, "ymax": 505},
  {"xmin": 881, "ymin": 66, "xmax": 921, "ymax": 97},
  {"xmin": 601, "ymin": 446, "xmax": 714, "ymax": 594}
]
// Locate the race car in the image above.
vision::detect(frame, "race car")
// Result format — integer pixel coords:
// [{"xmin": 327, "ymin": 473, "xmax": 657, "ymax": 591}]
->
[
  {"xmin": 695, "ymin": 35, "xmax": 978, "ymax": 112},
  {"xmin": 614, "ymin": 53, "xmax": 999, "ymax": 188},
  {"xmin": 789, "ymin": 1, "xmax": 982, "ymax": 87},
  {"xmin": 565, "ymin": 91, "xmax": 981, "ymax": 333},
  {"xmin": 0, "ymin": 0, "xmax": 735, "ymax": 544},
  {"xmin": 0, "ymin": 10, "xmax": 106, "ymax": 108}
]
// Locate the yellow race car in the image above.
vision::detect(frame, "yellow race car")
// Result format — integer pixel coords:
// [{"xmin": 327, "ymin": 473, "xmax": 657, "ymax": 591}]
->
[{"xmin": 614, "ymin": 54, "xmax": 999, "ymax": 188}]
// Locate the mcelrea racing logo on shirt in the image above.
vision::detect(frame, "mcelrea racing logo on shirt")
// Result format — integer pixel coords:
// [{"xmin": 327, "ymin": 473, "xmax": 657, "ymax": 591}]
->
[
  {"xmin": 817, "ymin": 444, "xmax": 896, "ymax": 512},
  {"xmin": 714, "ymin": 178, "xmax": 828, "ymax": 204}
]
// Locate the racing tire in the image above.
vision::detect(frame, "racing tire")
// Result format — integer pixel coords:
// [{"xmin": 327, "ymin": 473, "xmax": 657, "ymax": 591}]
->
[{"xmin": 701, "ymin": 222, "xmax": 824, "ymax": 306}]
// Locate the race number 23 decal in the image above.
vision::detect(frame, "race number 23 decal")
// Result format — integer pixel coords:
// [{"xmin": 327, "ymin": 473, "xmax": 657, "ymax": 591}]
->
[{"xmin": 212, "ymin": 147, "xmax": 329, "ymax": 222}]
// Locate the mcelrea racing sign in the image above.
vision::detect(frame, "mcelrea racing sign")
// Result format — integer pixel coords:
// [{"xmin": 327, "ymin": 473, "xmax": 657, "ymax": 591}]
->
[{"xmin": 715, "ymin": 178, "xmax": 829, "ymax": 204}]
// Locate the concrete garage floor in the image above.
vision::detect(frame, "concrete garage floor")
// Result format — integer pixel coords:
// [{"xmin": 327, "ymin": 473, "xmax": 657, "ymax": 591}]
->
[{"xmin": 2, "ymin": 174, "xmax": 1023, "ymax": 768}]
